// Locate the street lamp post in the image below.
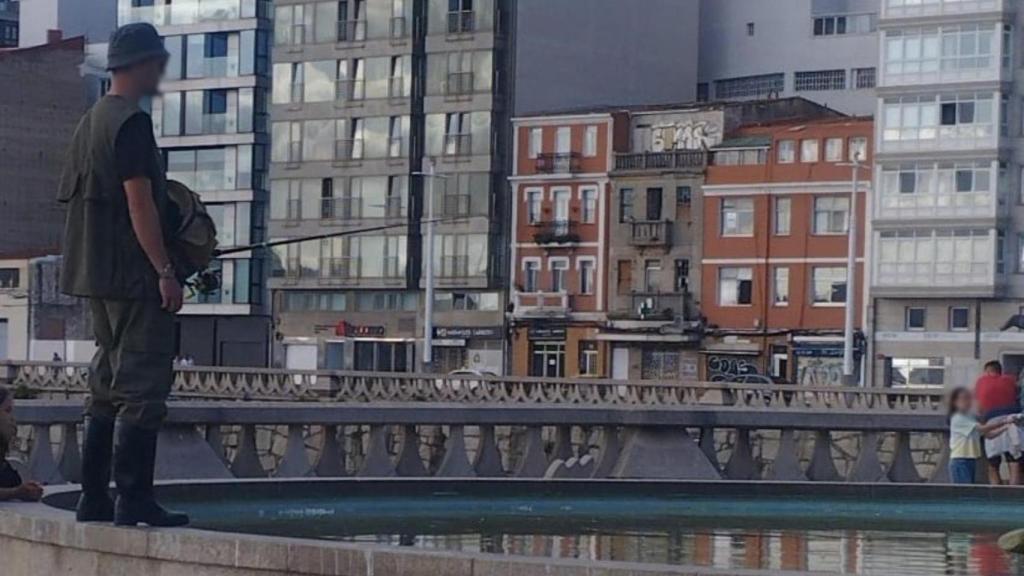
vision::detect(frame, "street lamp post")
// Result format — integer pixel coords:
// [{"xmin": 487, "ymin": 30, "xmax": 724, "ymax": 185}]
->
[
  {"xmin": 839, "ymin": 153, "xmax": 869, "ymax": 386},
  {"xmin": 412, "ymin": 159, "xmax": 446, "ymax": 371}
]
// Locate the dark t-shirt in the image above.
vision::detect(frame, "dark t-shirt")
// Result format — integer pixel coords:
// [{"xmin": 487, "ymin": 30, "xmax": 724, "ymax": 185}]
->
[
  {"xmin": 115, "ymin": 113, "xmax": 161, "ymax": 183},
  {"xmin": 0, "ymin": 460, "xmax": 21, "ymax": 489}
]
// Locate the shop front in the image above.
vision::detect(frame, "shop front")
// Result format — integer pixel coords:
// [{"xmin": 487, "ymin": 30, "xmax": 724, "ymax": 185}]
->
[
  {"xmin": 280, "ymin": 319, "xmax": 416, "ymax": 372},
  {"xmin": 511, "ymin": 324, "xmax": 606, "ymax": 379},
  {"xmin": 431, "ymin": 326, "xmax": 505, "ymax": 374}
]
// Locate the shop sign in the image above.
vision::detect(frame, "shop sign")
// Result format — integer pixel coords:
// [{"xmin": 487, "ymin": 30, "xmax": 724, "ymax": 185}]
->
[
  {"xmin": 793, "ymin": 342, "xmax": 863, "ymax": 358},
  {"xmin": 336, "ymin": 321, "xmax": 386, "ymax": 338},
  {"xmin": 433, "ymin": 326, "xmax": 502, "ymax": 339},
  {"xmin": 528, "ymin": 326, "xmax": 566, "ymax": 340}
]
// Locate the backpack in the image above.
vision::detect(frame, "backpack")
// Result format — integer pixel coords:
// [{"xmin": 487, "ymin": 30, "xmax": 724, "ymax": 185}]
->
[{"xmin": 166, "ymin": 180, "xmax": 218, "ymax": 279}]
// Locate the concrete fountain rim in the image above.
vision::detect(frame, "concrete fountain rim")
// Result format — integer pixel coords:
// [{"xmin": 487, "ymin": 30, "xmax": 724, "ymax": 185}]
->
[{"xmin": 4, "ymin": 478, "xmax": 1024, "ymax": 576}]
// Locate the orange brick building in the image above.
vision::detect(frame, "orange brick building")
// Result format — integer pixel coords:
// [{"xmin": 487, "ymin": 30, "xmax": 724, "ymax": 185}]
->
[
  {"xmin": 700, "ymin": 117, "xmax": 872, "ymax": 384},
  {"xmin": 508, "ymin": 113, "xmax": 615, "ymax": 377}
]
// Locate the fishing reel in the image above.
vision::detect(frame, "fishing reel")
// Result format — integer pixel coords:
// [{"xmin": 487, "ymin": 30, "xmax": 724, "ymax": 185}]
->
[{"xmin": 185, "ymin": 267, "xmax": 222, "ymax": 297}]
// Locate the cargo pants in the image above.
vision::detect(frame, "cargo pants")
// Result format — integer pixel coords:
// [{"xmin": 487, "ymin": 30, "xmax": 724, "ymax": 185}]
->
[{"xmin": 86, "ymin": 298, "xmax": 175, "ymax": 431}]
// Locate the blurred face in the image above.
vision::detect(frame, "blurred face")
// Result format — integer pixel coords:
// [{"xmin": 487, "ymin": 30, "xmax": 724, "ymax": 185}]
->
[
  {"xmin": 119, "ymin": 56, "xmax": 167, "ymax": 96},
  {"xmin": 955, "ymin": 390, "xmax": 973, "ymax": 414}
]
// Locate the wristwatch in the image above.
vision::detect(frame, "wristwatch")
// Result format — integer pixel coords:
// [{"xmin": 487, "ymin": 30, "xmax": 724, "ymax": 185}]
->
[{"xmin": 158, "ymin": 263, "xmax": 175, "ymax": 280}]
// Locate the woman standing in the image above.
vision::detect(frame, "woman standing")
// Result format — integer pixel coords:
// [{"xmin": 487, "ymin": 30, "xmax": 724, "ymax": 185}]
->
[{"xmin": 0, "ymin": 387, "xmax": 43, "ymax": 501}]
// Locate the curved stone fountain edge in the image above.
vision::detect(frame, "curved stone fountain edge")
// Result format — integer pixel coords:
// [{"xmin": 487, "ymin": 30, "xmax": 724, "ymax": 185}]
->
[{"xmin": 4, "ymin": 478, "xmax": 1024, "ymax": 576}]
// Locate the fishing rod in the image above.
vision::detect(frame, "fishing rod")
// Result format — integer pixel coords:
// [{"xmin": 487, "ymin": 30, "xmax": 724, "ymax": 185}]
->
[
  {"xmin": 213, "ymin": 217, "xmax": 456, "ymax": 257},
  {"xmin": 190, "ymin": 217, "xmax": 458, "ymax": 294}
]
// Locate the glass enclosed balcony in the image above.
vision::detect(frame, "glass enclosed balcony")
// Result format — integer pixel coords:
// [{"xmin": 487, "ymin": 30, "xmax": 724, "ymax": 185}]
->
[
  {"xmin": 879, "ymin": 23, "xmax": 1010, "ymax": 88},
  {"xmin": 120, "ymin": 0, "xmax": 267, "ymax": 27},
  {"xmin": 875, "ymin": 161, "xmax": 1005, "ymax": 221},
  {"xmin": 879, "ymin": 93, "xmax": 1001, "ymax": 154},
  {"xmin": 881, "ymin": 0, "xmax": 1013, "ymax": 21},
  {"xmin": 873, "ymin": 228, "xmax": 999, "ymax": 293}
]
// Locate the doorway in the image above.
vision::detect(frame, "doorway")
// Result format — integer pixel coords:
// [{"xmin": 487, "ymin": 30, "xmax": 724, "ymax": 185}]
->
[{"xmin": 530, "ymin": 341, "xmax": 565, "ymax": 378}]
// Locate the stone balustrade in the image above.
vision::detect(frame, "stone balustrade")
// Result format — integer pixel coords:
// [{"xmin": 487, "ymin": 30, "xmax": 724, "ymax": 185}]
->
[
  {"xmin": 11, "ymin": 400, "xmax": 952, "ymax": 488},
  {"xmin": 0, "ymin": 361, "xmax": 947, "ymax": 410}
]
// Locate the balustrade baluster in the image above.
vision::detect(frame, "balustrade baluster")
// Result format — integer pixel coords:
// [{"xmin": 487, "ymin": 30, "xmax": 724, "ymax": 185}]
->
[
  {"xmin": 57, "ymin": 422, "xmax": 81, "ymax": 484},
  {"xmin": 230, "ymin": 424, "xmax": 267, "ymax": 478},
  {"xmin": 473, "ymin": 425, "xmax": 505, "ymax": 476},
  {"xmin": 436, "ymin": 425, "xmax": 475, "ymax": 477},
  {"xmin": 314, "ymin": 425, "xmax": 346, "ymax": 477},
  {"xmin": 275, "ymin": 425, "xmax": 313, "ymax": 478},
  {"xmin": 806, "ymin": 430, "xmax": 842, "ymax": 482},
  {"xmin": 724, "ymin": 429, "xmax": 757, "ymax": 480},
  {"xmin": 395, "ymin": 424, "xmax": 427, "ymax": 476},
  {"xmin": 358, "ymin": 425, "xmax": 396, "ymax": 477}
]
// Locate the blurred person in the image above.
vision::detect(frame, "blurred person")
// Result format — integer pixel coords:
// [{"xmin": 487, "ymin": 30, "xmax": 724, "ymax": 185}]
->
[
  {"xmin": 57, "ymin": 22, "xmax": 187, "ymax": 527},
  {"xmin": 974, "ymin": 361, "xmax": 1022, "ymax": 484},
  {"xmin": 0, "ymin": 387, "xmax": 44, "ymax": 502},
  {"xmin": 947, "ymin": 387, "xmax": 1020, "ymax": 484}
]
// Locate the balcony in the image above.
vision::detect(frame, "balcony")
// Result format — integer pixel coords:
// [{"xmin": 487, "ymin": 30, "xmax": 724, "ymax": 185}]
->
[
  {"xmin": 119, "ymin": 0, "xmax": 266, "ymax": 27},
  {"xmin": 878, "ymin": 124, "xmax": 998, "ymax": 155},
  {"xmin": 390, "ymin": 16, "xmax": 408, "ymax": 39},
  {"xmin": 881, "ymin": 0, "xmax": 1013, "ymax": 20},
  {"xmin": 629, "ymin": 221, "xmax": 672, "ymax": 247},
  {"xmin": 337, "ymin": 19, "xmax": 367, "ymax": 43},
  {"xmin": 513, "ymin": 292, "xmax": 570, "ymax": 318},
  {"xmin": 614, "ymin": 150, "xmax": 706, "ymax": 172},
  {"xmin": 335, "ymin": 79, "xmax": 365, "ymax": 103},
  {"xmin": 334, "ymin": 139, "xmax": 364, "ymax": 162},
  {"xmin": 535, "ymin": 153, "xmax": 581, "ymax": 174},
  {"xmin": 531, "ymin": 220, "xmax": 580, "ymax": 245},
  {"xmin": 872, "ymin": 229, "xmax": 999, "ymax": 296},
  {"xmin": 623, "ymin": 292, "xmax": 689, "ymax": 321},
  {"xmin": 439, "ymin": 255, "xmax": 470, "ymax": 278},
  {"xmin": 447, "ymin": 10, "xmax": 476, "ymax": 34},
  {"xmin": 445, "ymin": 72, "xmax": 475, "ymax": 96},
  {"xmin": 441, "ymin": 193, "xmax": 471, "ymax": 217},
  {"xmin": 319, "ymin": 257, "xmax": 358, "ymax": 281},
  {"xmin": 443, "ymin": 134, "xmax": 472, "ymax": 157}
]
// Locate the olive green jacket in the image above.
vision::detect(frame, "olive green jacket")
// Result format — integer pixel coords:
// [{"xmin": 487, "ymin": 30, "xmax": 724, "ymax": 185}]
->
[{"xmin": 58, "ymin": 96, "xmax": 169, "ymax": 301}]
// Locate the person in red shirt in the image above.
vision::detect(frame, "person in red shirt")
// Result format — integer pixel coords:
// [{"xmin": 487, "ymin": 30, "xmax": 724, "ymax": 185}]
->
[{"xmin": 974, "ymin": 360, "xmax": 1021, "ymax": 485}]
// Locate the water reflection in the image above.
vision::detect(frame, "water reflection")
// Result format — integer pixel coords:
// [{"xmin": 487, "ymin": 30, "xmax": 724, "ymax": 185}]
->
[{"xmin": 346, "ymin": 529, "xmax": 1020, "ymax": 576}]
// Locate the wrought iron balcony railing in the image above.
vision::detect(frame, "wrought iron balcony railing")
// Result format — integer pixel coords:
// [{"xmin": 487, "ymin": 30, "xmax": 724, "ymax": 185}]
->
[
  {"xmin": 614, "ymin": 150, "xmax": 706, "ymax": 172},
  {"xmin": 535, "ymin": 152, "xmax": 581, "ymax": 174},
  {"xmin": 629, "ymin": 220, "xmax": 672, "ymax": 247}
]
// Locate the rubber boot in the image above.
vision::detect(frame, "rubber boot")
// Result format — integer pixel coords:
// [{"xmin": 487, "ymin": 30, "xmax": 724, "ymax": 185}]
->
[
  {"xmin": 112, "ymin": 423, "xmax": 189, "ymax": 527},
  {"xmin": 75, "ymin": 416, "xmax": 115, "ymax": 522}
]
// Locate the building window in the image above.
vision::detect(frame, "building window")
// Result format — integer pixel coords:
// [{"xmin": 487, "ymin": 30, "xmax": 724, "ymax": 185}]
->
[
  {"xmin": 642, "ymin": 348, "xmax": 680, "ymax": 380},
  {"xmin": 713, "ymin": 73, "xmax": 784, "ymax": 100},
  {"xmin": 528, "ymin": 127, "xmax": 542, "ymax": 159},
  {"xmin": 811, "ymin": 267, "xmax": 847, "ymax": 304},
  {"xmin": 813, "ymin": 196, "xmax": 850, "ymax": 235},
  {"xmin": 773, "ymin": 267, "xmax": 789, "ymax": 306},
  {"xmin": 579, "ymin": 341, "xmax": 599, "ymax": 376},
  {"xmin": 579, "ymin": 259, "xmax": 594, "ymax": 295},
  {"xmin": 583, "ymin": 125, "xmax": 598, "ymax": 157},
  {"xmin": 800, "ymin": 139, "xmax": 819, "ymax": 163},
  {"xmin": 813, "ymin": 14, "xmax": 875, "ymax": 36},
  {"xmin": 794, "ymin": 69, "xmax": 847, "ymax": 91},
  {"xmin": 889, "ymin": 358, "xmax": 945, "ymax": 387},
  {"xmin": 643, "ymin": 259, "xmax": 661, "ymax": 293},
  {"xmin": 949, "ymin": 307, "xmax": 970, "ymax": 331},
  {"xmin": 905, "ymin": 307, "xmax": 927, "ymax": 331},
  {"xmin": 526, "ymin": 189, "xmax": 542, "ymax": 224},
  {"xmin": 674, "ymin": 259, "xmax": 689, "ymax": 292},
  {"xmin": 774, "ymin": 197, "xmax": 791, "ymax": 235},
  {"xmin": 1018, "ymin": 233, "xmax": 1024, "ymax": 272},
  {"xmin": 551, "ymin": 259, "xmax": 569, "ymax": 292},
  {"xmin": 778, "ymin": 139, "xmax": 796, "ymax": 164},
  {"xmin": 746, "ymin": 22, "xmax": 755, "ymax": 36},
  {"xmin": 619, "ymin": 188, "xmax": 634, "ymax": 222},
  {"xmin": 523, "ymin": 261, "xmax": 539, "ymax": 292},
  {"xmin": 530, "ymin": 342, "xmax": 565, "ymax": 378},
  {"xmin": 676, "ymin": 185, "xmax": 692, "ymax": 205},
  {"xmin": 721, "ymin": 197, "xmax": 754, "ymax": 236},
  {"xmin": 719, "ymin": 267, "xmax": 753, "ymax": 306},
  {"xmin": 0, "ymin": 268, "xmax": 18, "ymax": 289},
  {"xmin": 581, "ymin": 188, "xmax": 597, "ymax": 223},
  {"xmin": 825, "ymin": 138, "xmax": 844, "ymax": 161},
  {"xmin": 854, "ymin": 67, "xmax": 876, "ymax": 89},
  {"xmin": 849, "ymin": 136, "xmax": 868, "ymax": 161},
  {"xmin": 443, "ymin": 112, "xmax": 471, "ymax": 156}
]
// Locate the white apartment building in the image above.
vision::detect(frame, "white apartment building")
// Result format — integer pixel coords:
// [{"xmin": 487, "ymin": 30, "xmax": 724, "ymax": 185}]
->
[{"xmin": 871, "ymin": 0, "xmax": 1024, "ymax": 386}]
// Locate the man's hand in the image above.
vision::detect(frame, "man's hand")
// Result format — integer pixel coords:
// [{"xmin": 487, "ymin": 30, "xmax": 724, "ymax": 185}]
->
[
  {"xmin": 17, "ymin": 482, "xmax": 43, "ymax": 501},
  {"xmin": 159, "ymin": 277, "xmax": 184, "ymax": 313}
]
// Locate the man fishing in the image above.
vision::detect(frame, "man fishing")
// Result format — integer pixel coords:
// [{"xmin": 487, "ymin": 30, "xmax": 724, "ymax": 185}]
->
[{"xmin": 58, "ymin": 22, "xmax": 188, "ymax": 528}]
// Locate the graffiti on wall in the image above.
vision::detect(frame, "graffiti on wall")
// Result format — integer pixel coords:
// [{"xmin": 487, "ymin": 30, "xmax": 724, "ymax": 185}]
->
[
  {"xmin": 796, "ymin": 356, "xmax": 845, "ymax": 387},
  {"xmin": 706, "ymin": 354, "xmax": 762, "ymax": 382},
  {"xmin": 651, "ymin": 120, "xmax": 721, "ymax": 152}
]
